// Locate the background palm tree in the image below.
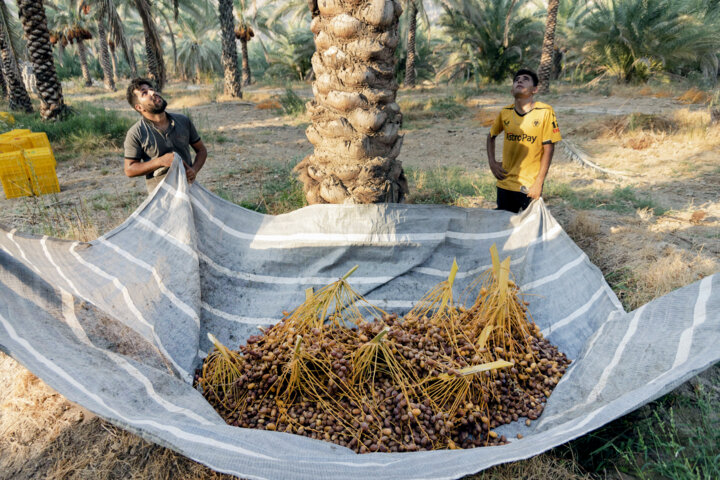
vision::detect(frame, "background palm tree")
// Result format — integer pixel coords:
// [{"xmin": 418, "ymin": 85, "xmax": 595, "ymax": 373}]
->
[
  {"xmin": 295, "ymin": 0, "xmax": 407, "ymax": 204},
  {"xmin": 218, "ymin": 0, "xmax": 241, "ymax": 97},
  {"xmin": 437, "ymin": 0, "xmax": 542, "ymax": 84},
  {"xmin": 0, "ymin": 0, "xmax": 32, "ymax": 112},
  {"xmin": 16, "ymin": 0, "xmax": 68, "ymax": 119},
  {"xmin": 133, "ymin": 0, "xmax": 165, "ymax": 90},
  {"xmin": 47, "ymin": 0, "xmax": 94, "ymax": 87},
  {"xmin": 537, "ymin": 0, "xmax": 559, "ymax": 93},
  {"xmin": 174, "ymin": 1, "xmax": 220, "ymax": 82},
  {"xmin": 234, "ymin": 21, "xmax": 253, "ymax": 86}
]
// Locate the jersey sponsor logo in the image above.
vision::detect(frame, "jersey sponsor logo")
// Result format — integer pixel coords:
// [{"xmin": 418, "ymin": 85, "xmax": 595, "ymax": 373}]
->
[{"xmin": 505, "ymin": 132, "xmax": 537, "ymax": 143}]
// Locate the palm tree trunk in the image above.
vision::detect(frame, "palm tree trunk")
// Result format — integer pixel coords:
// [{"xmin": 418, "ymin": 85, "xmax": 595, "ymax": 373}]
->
[
  {"xmin": 57, "ymin": 43, "xmax": 64, "ymax": 66},
  {"xmin": 109, "ymin": 43, "xmax": 118, "ymax": 82},
  {"xmin": 0, "ymin": 25, "xmax": 32, "ymax": 112},
  {"xmin": 0, "ymin": 64, "xmax": 6, "ymax": 99},
  {"xmin": 218, "ymin": 0, "xmax": 242, "ymax": 97},
  {"xmin": 537, "ymin": 0, "xmax": 559, "ymax": 94},
  {"xmin": 503, "ymin": 0, "xmax": 518, "ymax": 48},
  {"xmin": 403, "ymin": 0, "xmax": 417, "ymax": 87},
  {"xmin": 97, "ymin": 19, "xmax": 115, "ymax": 91},
  {"xmin": 295, "ymin": 0, "xmax": 407, "ymax": 204},
  {"xmin": 158, "ymin": 9, "xmax": 178, "ymax": 77},
  {"xmin": 134, "ymin": 0, "xmax": 165, "ymax": 90},
  {"xmin": 240, "ymin": 37, "xmax": 251, "ymax": 86},
  {"xmin": 77, "ymin": 40, "xmax": 93, "ymax": 87},
  {"xmin": 15, "ymin": 0, "xmax": 67, "ymax": 119}
]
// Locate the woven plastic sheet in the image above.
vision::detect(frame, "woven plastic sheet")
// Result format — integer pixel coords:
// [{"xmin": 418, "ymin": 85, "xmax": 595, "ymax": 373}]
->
[{"xmin": 1, "ymin": 159, "xmax": 718, "ymax": 479}]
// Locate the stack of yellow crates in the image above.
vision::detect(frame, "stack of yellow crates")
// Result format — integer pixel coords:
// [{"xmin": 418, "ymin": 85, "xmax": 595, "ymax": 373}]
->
[{"xmin": 0, "ymin": 129, "xmax": 58, "ymax": 199}]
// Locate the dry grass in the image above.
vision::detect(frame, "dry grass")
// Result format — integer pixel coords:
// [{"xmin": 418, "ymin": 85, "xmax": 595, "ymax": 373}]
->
[
  {"xmin": 255, "ymin": 98, "xmax": 282, "ymax": 110},
  {"xmin": 464, "ymin": 454, "xmax": 592, "ymax": 479},
  {"xmin": 564, "ymin": 211, "xmax": 718, "ymax": 310},
  {"xmin": 677, "ymin": 87, "xmax": 712, "ymax": 105},
  {"xmin": 168, "ymin": 93, "xmax": 215, "ymax": 109},
  {"xmin": 473, "ymin": 109, "xmax": 497, "ymax": 127}
]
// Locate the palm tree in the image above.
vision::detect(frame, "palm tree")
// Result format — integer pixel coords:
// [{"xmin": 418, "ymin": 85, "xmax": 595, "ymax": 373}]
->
[
  {"xmin": 47, "ymin": 0, "xmax": 94, "ymax": 87},
  {"xmin": 174, "ymin": 1, "xmax": 221, "ymax": 82},
  {"xmin": 294, "ymin": 0, "xmax": 407, "ymax": 204},
  {"xmin": 537, "ymin": 0, "xmax": 559, "ymax": 93},
  {"xmin": 437, "ymin": 0, "xmax": 542, "ymax": 83},
  {"xmin": 404, "ymin": 0, "xmax": 417, "ymax": 86},
  {"xmin": 0, "ymin": 1, "xmax": 32, "ymax": 112},
  {"xmin": 79, "ymin": 0, "xmax": 124, "ymax": 91},
  {"xmin": 218, "ymin": 0, "xmax": 241, "ymax": 97},
  {"xmin": 133, "ymin": 0, "xmax": 165, "ymax": 90},
  {"xmin": 234, "ymin": 22, "xmax": 253, "ymax": 85},
  {"xmin": 16, "ymin": 0, "xmax": 68, "ymax": 119}
]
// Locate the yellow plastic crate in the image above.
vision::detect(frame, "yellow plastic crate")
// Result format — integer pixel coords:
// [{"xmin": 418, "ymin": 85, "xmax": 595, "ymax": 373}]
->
[
  {"xmin": 0, "ymin": 141, "xmax": 22, "ymax": 153},
  {"xmin": 26, "ymin": 132, "xmax": 51, "ymax": 150},
  {"xmin": 0, "ymin": 129, "xmax": 31, "ymax": 138},
  {"xmin": 24, "ymin": 147, "xmax": 59, "ymax": 195},
  {"xmin": 0, "ymin": 135, "xmax": 33, "ymax": 150},
  {"xmin": 0, "ymin": 151, "xmax": 32, "ymax": 198}
]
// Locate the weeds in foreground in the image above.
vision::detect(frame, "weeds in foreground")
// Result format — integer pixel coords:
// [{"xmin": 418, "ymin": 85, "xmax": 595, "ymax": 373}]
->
[
  {"xmin": 406, "ymin": 167, "xmax": 495, "ymax": 206},
  {"xmin": 564, "ymin": 377, "xmax": 720, "ymax": 479},
  {"xmin": 545, "ymin": 183, "xmax": 667, "ymax": 215},
  {"xmin": 277, "ymin": 89, "xmax": 306, "ymax": 116}
]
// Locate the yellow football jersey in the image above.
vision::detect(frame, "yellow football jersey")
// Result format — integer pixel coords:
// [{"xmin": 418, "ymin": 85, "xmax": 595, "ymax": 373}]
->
[{"xmin": 490, "ymin": 101, "xmax": 562, "ymax": 192}]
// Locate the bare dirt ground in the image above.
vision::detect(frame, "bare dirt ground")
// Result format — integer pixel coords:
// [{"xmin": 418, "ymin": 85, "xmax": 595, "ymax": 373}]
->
[{"xmin": 0, "ymin": 82, "xmax": 718, "ymax": 479}]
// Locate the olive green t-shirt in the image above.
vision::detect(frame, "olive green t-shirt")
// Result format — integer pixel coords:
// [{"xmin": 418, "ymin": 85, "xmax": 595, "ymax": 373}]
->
[{"xmin": 123, "ymin": 112, "xmax": 201, "ymax": 179}]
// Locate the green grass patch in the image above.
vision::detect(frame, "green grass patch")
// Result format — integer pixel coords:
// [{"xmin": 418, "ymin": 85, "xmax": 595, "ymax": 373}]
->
[
  {"xmin": 400, "ymin": 96, "xmax": 468, "ymax": 123},
  {"xmin": 10, "ymin": 102, "xmax": 134, "ymax": 155},
  {"xmin": 565, "ymin": 372, "xmax": 720, "ymax": 479},
  {"xmin": 545, "ymin": 183, "xmax": 667, "ymax": 215},
  {"xmin": 406, "ymin": 166, "xmax": 495, "ymax": 206},
  {"xmin": 277, "ymin": 89, "xmax": 307, "ymax": 116}
]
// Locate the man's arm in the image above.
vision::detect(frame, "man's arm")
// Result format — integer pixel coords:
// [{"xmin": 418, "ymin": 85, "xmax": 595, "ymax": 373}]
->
[
  {"xmin": 124, "ymin": 152, "xmax": 175, "ymax": 178},
  {"xmin": 486, "ymin": 133, "xmax": 507, "ymax": 180},
  {"xmin": 527, "ymin": 143, "xmax": 554, "ymax": 200},
  {"xmin": 184, "ymin": 139, "xmax": 207, "ymax": 183}
]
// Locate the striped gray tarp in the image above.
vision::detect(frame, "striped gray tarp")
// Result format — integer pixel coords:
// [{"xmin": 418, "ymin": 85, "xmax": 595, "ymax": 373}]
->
[{"xmin": 1, "ymin": 159, "xmax": 717, "ymax": 479}]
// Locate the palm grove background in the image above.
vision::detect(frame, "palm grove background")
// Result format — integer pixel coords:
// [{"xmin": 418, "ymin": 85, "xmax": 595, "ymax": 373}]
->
[{"xmin": 0, "ymin": 0, "xmax": 719, "ymax": 115}]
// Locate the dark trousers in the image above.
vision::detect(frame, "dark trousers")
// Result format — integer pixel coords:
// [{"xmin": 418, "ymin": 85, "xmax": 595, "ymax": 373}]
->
[{"xmin": 496, "ymin": 187, "xmax": 531, "ymax": 213}]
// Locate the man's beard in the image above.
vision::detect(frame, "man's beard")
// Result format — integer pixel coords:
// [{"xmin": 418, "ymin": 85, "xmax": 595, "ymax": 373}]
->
[{"xmin": 146, "ymin": 97, "xmax": 167, "ymax": 114}]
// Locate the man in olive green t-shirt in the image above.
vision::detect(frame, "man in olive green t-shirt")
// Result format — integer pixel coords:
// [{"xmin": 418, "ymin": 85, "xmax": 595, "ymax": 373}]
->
[
  {"xmin": 486, "ymin": 69, "xmax": 562, "ymax": 213},
  {"xmin": 123, "ymin": 78, "xmax": 208, "ymax": 193}
]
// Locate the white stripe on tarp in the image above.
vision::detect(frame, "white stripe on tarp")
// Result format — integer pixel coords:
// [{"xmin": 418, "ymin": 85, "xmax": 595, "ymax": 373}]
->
[
  {"xmin": 586, "ymin": 304, "xmax": 646, "ymax": 405},
  {"xmin": 372, "ymin": 300, "xmax": 416, "ymax": 309},
  {"xmin": 536, "ymin": 310, "xmax": 618, "ymax": 428},
  {"xmin": 6, "ymin": 229, "xmax": 42, "ymax": 275},
  {"xmin": 42, "ymin": 236, "xmax": 82, "ymax": 297},
  {"xmin": 201, "ymin": 302, "xmax": 279, "ymax": 325},
  {"xmin": 199, "ymin": 251, "xmax": 393, "ymax": 285},
  {"xmin": 672, "ymin": 276, "xmax": 712, "ymax": 369},
  {"xmin": 520, "ymin": 253, "xmax": 586, "ymax": 291},
  {"xmin": 59, "ymin": 289, "xmax": 216, "ymax": 426},
  {"xmin": 0, "ymin": 312, "xmax": 276, "ymax": 468},
  {"xmin": 98, "ymin": 238, "xmax": 200, "ymax": 328},
  {"xmin": 541, "ymin": 286, "xmax": 605, "ymax": 336},
  {"xmin": 133, "ymin": 215, "xmax": 197, "ymax": 259},
  {"xmin": 69, "ymin": 242, "xmax": 190, "ymax": 380}
]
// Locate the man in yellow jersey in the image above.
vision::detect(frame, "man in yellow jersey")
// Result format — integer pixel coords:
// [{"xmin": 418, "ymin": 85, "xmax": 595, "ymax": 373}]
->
[{"xmin": 487, "ymin": 69, "xmax": 562, "ymax": 212}]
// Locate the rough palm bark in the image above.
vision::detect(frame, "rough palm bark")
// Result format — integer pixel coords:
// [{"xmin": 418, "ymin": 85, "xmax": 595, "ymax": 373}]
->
[
  {"xmin": 109, "ymin": 40, "xmax": 118, "ymax": 82},
  {"xmin": 240, "ymin": 36, "xmax": 251, "ymax": 86},
  {"xmin": 16, "ymin": 0, "xmax": 67, "ymax": 119},
  {"xmin": 537, "ymin": 0, "xmax": 559, "ymax": 94},
  {"xmin": 403, "ymin": 0, "xmax": 416, "ymax": 87},
  {"xmin": 97, "ymin": 19, "xmax": 115, "ymax": 91},
  {"xmin": 218, "ymin": 0, "xmax": 241, "ymax": 97},
  {"xmin": 295, "ymin": 0, "xmax": 408, "ymax": 204},
  {"xmin": 77, "ymin": 39, "xmax": 93, "ymax": 86},
  {"xmin": 0, "ymin": 65, "xmax": 6, "ymax": 99},
  {"xmin": 0, "ymin": 25, "xmax": 32, "ymax": 112},
  {"xmin": 134, "ymin": 0, "xmax": 165, "ymax": 91}
]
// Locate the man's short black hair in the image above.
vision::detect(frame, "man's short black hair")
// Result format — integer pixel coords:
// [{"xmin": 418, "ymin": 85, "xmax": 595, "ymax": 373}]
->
[
  {"xmin": 126, "ymin": 78, "xmax": 154, "ymax": 108},
  {"xmin": 513, "ymin": 69, "xmax": 539, "ymax": 86}
]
